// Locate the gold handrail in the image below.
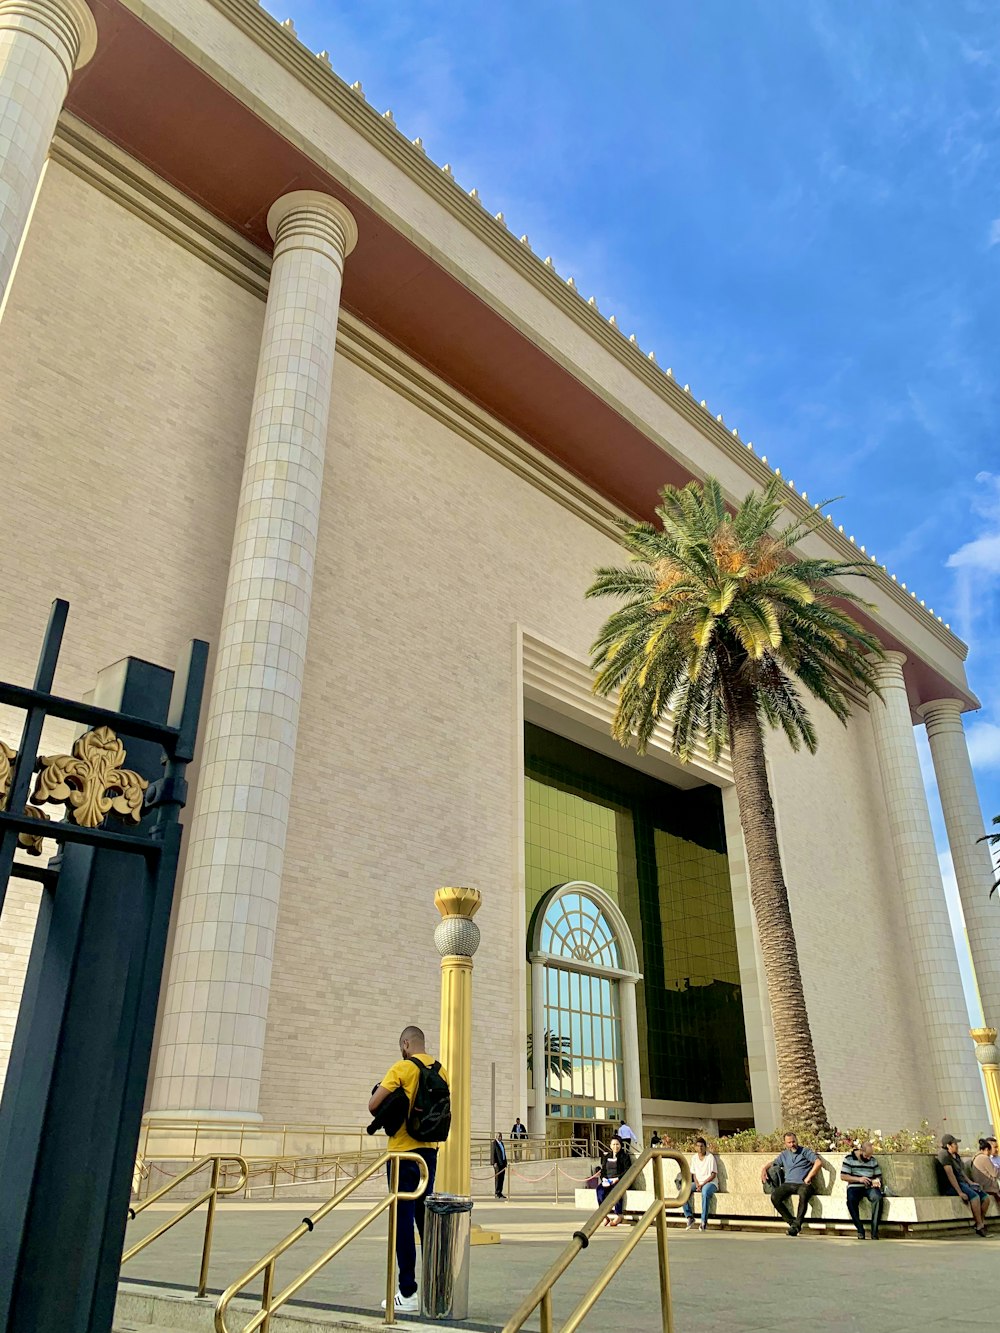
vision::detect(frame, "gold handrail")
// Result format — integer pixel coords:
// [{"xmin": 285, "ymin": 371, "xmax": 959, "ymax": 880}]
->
[
  {"xmin": 501, "ymin": 1147, "xmax": 692, "ymax": 1333},
  {"xmin": 214, "ymin": 1149, "xmax": 430, "ymax": 1333},
  {"xmin": 123, "ymin": 1153, "xmax": 250, "ymax": 1298}
]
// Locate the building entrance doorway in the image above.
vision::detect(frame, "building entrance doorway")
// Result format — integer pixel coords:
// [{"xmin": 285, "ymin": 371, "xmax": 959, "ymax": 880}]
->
[{"xmin": 527, "ymin": 881, "xmax": 643, "ymax": 1143}]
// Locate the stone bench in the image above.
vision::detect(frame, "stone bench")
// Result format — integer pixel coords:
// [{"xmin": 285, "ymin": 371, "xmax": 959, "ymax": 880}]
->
[
  {"xmin": 573, "ymin": 1187, "xmax": 975, "ymax": 1233},
  {"xmin": 573, "ymin": 1151, "xmax": 988, "ymax": 1235}
]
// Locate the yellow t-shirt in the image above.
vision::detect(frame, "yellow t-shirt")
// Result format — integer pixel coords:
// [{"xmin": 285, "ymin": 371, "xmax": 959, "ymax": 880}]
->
[{"xmin": 379, "ymin": 1053, "xmax": 449, "ymax": 1152}]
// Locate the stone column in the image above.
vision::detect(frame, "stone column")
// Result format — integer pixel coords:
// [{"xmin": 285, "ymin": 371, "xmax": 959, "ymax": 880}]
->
[
  {"xmin": 149, "ymin": 191, "xmax": 358, "ymax": 1120},
  {"xmin": 0, "ymin": 0, "xmax": 96, "ymax": 309},
  {"xmin": 619, "ymin": 977, "xmax": 643, "ymax": 1148},
  {"xmin": 918, "ymin": 697, "xmax": 1000, "ymax": 1028},
  {"xmin": 867, "ymin": 652, "xmax": 985, "ymax": 1132}
]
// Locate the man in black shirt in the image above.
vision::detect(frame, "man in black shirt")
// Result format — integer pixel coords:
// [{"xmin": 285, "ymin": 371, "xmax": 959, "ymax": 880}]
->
[
  {"xmin": 492, "ymin": 1132, "xmax": 508, "ymax": 1199},
  {"xmin": 840, "ymin": 1142, "xmax": 884, "ymax": 1239}
]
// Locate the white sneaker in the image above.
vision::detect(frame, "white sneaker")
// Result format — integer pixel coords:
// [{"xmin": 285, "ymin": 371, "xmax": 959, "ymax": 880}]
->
[{"xmin": 381, "ymin": 1291, "xmax": 419, "ymax": 1313}]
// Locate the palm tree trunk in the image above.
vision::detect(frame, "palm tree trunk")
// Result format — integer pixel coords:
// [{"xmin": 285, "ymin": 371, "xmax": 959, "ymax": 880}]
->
[{"xmin": 725, "ymin": 684, "xmax": 831, "ymax": 1135}]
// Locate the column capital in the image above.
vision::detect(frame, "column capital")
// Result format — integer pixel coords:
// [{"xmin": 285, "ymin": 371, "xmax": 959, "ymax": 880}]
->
[
  {"xmin": 266, "ymin": 190, "xmax": 358, "ymax": 268},
  {"xmin": 0, "ymin": 0, "xmax": 98, "ymax": 77},
  {"xmin": 917, "ymin": 697, "xmax": 965, "ymax": 734},
  {"xmin": 866, "ymin": 649, "xmax": 906, "ymax": 690}
]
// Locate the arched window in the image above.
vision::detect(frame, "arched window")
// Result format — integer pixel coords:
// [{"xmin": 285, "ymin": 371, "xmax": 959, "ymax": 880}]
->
[
  {"xmin": 528, "ymin": 882, "xmax": 640, "ymax": 1125},
  {"xmin": 540, "ymin": 893, "xmax": 621, "ymax": 969}
]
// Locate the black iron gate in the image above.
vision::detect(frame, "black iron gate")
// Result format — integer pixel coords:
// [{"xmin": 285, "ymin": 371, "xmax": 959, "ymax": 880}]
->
[{"xmin": 0, "ymin": 599, "xmax": 207, "ymax": 1333}]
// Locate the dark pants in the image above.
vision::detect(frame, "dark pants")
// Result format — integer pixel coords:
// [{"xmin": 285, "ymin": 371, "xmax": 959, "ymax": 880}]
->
[
  {"xmin": 846, "ymin": 1184, "xmax": 883, "ymax": 1237},
  {"xmin": 770, "ymin": 1182, "xmax": 815, "ymax": 1228},
  {"xmin": 596, "ymin": 1182, "xmax": 623, "ymax": 1215},
  {"xmin": 495, "ymin": 1166, "xmax": 506, "ymax": 1197},
  {"xmin": 388, "ymin": 1147, "xmax": 437, "ymax": 1297}
]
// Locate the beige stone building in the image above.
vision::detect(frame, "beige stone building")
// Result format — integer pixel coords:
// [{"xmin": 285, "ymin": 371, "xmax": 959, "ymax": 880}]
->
[{"xmin": 0, "ymin": 0, "xmax": 997, "ymax": 1145}]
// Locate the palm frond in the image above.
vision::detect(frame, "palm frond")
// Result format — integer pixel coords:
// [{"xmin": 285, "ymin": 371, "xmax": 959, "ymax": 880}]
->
[{"xmin": 587, "ymin": 475, "xmax": 884, "ymax": 757}]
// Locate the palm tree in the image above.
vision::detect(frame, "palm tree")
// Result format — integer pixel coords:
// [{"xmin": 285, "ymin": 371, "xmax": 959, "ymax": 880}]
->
[
  {"xmin": 587, "ymin": 476, "xmax": 882, "ymax": 1133},
  {"xmin": 527, "ymin": 1028, "xmax": 574, "ymax": 1083},
  {"xmin": 981, "ymin": 815, "xmax": 1000, "ymax": 897}
]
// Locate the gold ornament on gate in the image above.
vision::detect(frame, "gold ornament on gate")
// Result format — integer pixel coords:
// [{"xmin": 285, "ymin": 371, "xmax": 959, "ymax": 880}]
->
[
  {"xmin": 32, "ymin": 726, "xmax": 148, "ymax": 828},
  {"xmin": 0, "ymin": 739, "xmax": 50, "ymax": 854}
]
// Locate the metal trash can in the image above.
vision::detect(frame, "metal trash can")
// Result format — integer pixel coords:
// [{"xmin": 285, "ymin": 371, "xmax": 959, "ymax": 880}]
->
[{"xmin": 420, "ymin": 1193, "xmax": 473, "ymax": 1319}]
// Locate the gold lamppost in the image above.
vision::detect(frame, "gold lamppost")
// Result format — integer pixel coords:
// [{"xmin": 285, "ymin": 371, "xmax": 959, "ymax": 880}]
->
[
  {"xmin": 434, "ymin": 886, "xmax": 482, "ymax": 1196},
  {"xmin": 970, "ymin": 1028, "xmax": 1000, "ymax": 1135}
]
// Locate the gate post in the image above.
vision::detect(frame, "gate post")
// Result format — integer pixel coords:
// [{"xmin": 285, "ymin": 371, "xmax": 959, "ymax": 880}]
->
[{"xmin": 0, "ymin": 616, "xmax": 206, "ymax": 1333}]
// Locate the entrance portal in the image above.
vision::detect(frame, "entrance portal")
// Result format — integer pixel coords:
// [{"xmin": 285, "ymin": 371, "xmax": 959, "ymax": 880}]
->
[{"xmin": 527, "ymin": 881, "xmax": 643, "ymax": 1143}]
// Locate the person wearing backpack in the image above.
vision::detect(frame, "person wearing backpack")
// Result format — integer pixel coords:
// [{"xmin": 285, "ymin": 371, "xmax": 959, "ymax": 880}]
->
[{"xmin": 368, "ymin": 1025, "xmax": 451, "ymax": 1313}]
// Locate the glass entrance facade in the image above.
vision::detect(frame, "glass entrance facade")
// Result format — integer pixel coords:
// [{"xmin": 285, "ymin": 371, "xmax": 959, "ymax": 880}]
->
[
  {"xmin": 525, "ymin": 723, "xmax": 751, "ymax": 1107},
  {"xmin": 536, "ymin": 888, "xmax": 625, "ymax": 1120}
]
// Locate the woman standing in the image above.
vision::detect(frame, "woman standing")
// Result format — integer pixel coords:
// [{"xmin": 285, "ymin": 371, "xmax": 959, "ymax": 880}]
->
[{"xmin": 597, "ymin": 1136, "xmax": 632, "ymax": 1227}]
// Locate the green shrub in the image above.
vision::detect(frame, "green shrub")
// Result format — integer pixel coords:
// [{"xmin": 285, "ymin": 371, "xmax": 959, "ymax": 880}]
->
[{"xmin": 670, "ymin": 1119, "xmax": 937, "ymax": 1154}]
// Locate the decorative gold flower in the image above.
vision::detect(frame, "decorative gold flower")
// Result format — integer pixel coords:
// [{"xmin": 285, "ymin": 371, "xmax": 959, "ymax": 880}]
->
[
  {"xmin": 33, "ymin": 726, "xmax": 148, "ymax": 828},
  {"xmin": 0, "ymin": 739, "xmax": 50, "ymax": 853}
]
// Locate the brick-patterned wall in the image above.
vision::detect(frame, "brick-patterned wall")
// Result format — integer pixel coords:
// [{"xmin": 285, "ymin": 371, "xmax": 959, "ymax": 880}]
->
[
  {"xmin": 0, "ymin": 883, "xmax": 40, "ymax": 1075},
  {"xmin": 0, "ymin": 159, "xmax": 946, "ymax": 1134},
  {"xmin": 0, "ymin": 158, "xmax": 262, "ymax": 1091}
]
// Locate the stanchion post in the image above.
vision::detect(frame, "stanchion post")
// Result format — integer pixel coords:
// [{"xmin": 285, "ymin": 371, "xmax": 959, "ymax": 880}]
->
[
  {"xmin": 433, "ymin": 886, "xmax": 499, "ymax": 1248},
  {"xmin": 433, "ymin": 887, "xmax": 482, "ymax": 1195}
]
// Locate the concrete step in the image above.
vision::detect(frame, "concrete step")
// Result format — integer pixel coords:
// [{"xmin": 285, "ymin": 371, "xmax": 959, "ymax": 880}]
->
[{"xmin": 116, "ymin": 1283, "xmax": 450, "ymax": 1333}]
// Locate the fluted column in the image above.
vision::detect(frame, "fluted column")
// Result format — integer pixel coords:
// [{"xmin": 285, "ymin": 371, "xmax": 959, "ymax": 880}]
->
[
  {"xmin": 149, "ymin": 191, "xmax": 358, "ymax": 1119},
  {"xmin": 867, "ymin": 652, "xmax": 985, "ymax": 1132},
  {"xmin": 919, "ymin": 698, "xmax": 1000, "ymax": 1027},
  {"xmin": 0, "ymin": 0, "xmax": 96, "ymax": 309}
]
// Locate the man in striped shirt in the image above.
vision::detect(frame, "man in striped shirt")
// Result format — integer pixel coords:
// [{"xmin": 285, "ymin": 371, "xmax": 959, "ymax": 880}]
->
[{"xmin": 840, "ymin": 1142, "xmax": 884, "ymax": 1240}]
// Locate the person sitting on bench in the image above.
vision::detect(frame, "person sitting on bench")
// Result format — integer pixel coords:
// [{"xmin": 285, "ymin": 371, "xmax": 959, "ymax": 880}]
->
[
  {"xmin": 760, "ymin": 1132, "xmax": 821, "ymax": 1235},
  {"xmin": 840, "ymin": 1141, "xmax": 884, "ymax": 1239},
  {"xmin": 682, "ymin": 1137, "xmax": 719, "ymax": 1231}
]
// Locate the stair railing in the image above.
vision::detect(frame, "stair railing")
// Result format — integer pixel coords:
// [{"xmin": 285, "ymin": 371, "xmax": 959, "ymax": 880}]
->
[
  {"xmin": 501, "ymin": 1146, "xmax": 692, "ymax": 1333},
  {"xmin": 214, "ymin": 1149, "xmax": 430, "ymax": 1333},
  {"xmin": 122, "ymin": 1153, "xmax": 250, "ymax": 1297}
]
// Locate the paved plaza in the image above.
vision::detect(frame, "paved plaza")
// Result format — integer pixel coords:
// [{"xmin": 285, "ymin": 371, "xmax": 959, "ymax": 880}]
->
[{"xmin": 120, "ymin": 1198, "xmax": 994, "ymax": 1333}]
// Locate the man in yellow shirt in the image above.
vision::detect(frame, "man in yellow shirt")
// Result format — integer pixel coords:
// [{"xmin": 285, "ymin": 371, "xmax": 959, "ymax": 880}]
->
[{"xmin": 368, "ymin": 1025, "xmax": 448, "ymax": 1313}]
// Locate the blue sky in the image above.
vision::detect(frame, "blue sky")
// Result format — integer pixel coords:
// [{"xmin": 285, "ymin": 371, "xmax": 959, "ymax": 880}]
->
[{"xmin": 276, "ymin": 1, "xmax": 1000, "ymax": 1008}]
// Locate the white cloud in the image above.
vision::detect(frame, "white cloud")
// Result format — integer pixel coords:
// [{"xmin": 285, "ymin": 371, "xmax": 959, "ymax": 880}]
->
[
  {"xmin": 947, "ymin": 531, "xmax": 1000, "ymax": 575},
  {"xmin": 967, "ymin": 722, "xmax": 1000, "ymax": 772}
]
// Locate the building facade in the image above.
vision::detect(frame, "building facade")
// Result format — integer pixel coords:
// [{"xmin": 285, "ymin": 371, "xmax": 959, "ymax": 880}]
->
[{"xmin": 0, "ymin": 0, "xmax": 997, "ymax": 1143}]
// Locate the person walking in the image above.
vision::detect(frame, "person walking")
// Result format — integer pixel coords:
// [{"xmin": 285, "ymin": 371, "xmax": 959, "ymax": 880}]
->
[
  {"xmin": 840, "ymin": 1141, "xmax": 884, "ymax": 1239},
  {"xmin": 760, "ymin": 1132, "xmax": 822, "ymax": 1235},
  {"xmin": 597, "ymin": 1135, "xmax": 632, "ymax": 1227},
  {"xmin": 368, "ymin": 1025, "xmax": 450, "ymax": 1312},
  {"xmin": 682, "ymin": 1137, "xmax": 719, "ymax": 1231},
  {"xmin": 492, "ymin": 1131, "xmax": 508, "ymax": 1199},
  {"xmin": 936, "ymin": 1134, "xmax": 990, "ymax": 1236}
]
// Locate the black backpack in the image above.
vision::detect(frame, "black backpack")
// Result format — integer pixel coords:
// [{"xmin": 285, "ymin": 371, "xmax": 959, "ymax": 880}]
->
[
  {"xmin": 763, "ymin": 1162, "xmax": 785, "ymax": 1195},
  {"xmin": 406, "ymin": 1056, "xmax": 452, "ymax": 1142}
]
